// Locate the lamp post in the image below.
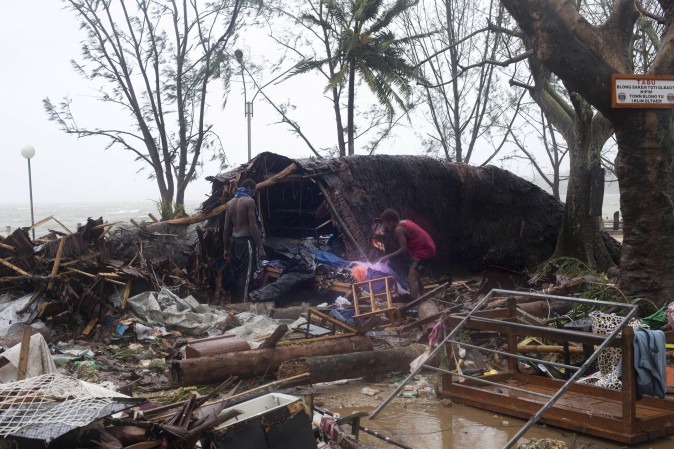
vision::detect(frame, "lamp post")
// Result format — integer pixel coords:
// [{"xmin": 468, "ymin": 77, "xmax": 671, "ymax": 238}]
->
[
  {"xmin": 235, "ymin": 50, "xmax": 311, "ymax": 161},
  {"xmin": 20, "ymin": 146, "xmax": 36, "ymax": 240}
]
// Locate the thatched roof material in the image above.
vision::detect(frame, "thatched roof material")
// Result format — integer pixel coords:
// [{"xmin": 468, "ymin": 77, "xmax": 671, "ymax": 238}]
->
[{"xmin": 205, "ymin": 152, "xmax": 564, "ymax": 271}]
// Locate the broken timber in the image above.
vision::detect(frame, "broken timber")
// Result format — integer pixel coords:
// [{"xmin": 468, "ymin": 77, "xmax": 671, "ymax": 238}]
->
[
  {"xmin": 277, "ymin": 344, "xmax": 430, "ymax": 384},
  {"xmin": 170, "ymin": 335, "xmax": 373, "ymax": 385}
]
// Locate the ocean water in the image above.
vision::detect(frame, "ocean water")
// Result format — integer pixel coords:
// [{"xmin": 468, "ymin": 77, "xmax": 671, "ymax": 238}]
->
[
  {"xmin": 0, "ymin": 200, "xmax": 200, "ymax": 238},
  {"xmin": 602, "ymin": 193, "xmax": 621, "ymax": 221},
  {"xmin": 0, "ymin": 194, "xmax": 622, "ymax": 239}
]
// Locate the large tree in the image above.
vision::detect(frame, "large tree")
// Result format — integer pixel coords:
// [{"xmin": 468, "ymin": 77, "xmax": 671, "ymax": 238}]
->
[
  {"xmin": 44, "ymin": 0, "xmax": 247, "ymax": 218},
  {"xmin": 510, "ymin": 56, "xmax": 616, "ymax": 271},
  {"xmin": 500, "ymin": 0, "xmax": 674, "ymax": 301}
]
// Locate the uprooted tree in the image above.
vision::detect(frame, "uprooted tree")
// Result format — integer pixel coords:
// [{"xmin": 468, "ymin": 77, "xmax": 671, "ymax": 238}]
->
[
  {"xmin": 43, "ymin": 0, "xmax": 248, "ymax": 219},
  {"xmin": 500, "ymin": 0, "xmax": 674, "ymax": 301}
]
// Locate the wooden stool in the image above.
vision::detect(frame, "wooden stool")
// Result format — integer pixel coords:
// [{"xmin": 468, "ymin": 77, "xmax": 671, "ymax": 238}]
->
[{"xmin": 351, "ymin": 277, "xmax": 401, "ymax": 326}]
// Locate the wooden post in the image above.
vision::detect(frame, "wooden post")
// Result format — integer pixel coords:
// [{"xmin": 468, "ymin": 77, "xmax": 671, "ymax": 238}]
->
[
  {"xmin": 16, "ymin": 327, "xmax": 32, "ymax": 381},
  {"xmin": 621, "ymin": 326, "xmax": 636, "ymax": 431},
  {"xmin": 48, "ymin": 236, "xmax": 67, "ymax": 290}
]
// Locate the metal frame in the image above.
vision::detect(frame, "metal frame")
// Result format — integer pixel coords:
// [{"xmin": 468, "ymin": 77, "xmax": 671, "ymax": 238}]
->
[{"xmin": 370, "ymin": 289, "xmax": 640, "ymax": 448}]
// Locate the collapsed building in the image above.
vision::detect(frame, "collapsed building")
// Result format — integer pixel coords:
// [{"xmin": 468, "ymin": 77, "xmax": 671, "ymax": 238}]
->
[{"xmin": 201, "ymin": 152, "xmax": 565, "ymax": 272}]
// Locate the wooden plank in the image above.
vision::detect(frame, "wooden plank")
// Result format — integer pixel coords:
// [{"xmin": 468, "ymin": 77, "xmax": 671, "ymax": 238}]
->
[
  {"xmin": 444, "ymin": 386, "xmax": 642, "ymax": 443},
  {"xmin": 203, "ymin": 373, "xmax": 310, "ymax": 408},
  {"xmin": 397, "ymin": 311, "xmax": 445, "ymax": 333},
  {"xmin": 442, "ymin": 368, "xmax": 674, "ymax": 444},
  {"xmin": 621, "ymin": 325, "xmax": 636, "ymax": 431},
  {"xmin": 398, "ymin": 282, "xmax": 449, "ymax": 313},
  {"xmin": 255, "ymin": 163, "xmax": 297, "ymax": 191},
  {"xmin": 81, "ymin": 317, "xmax": 98, "ymax": 336},
  {"xmin": 0, "ymin": 242, "xmax": 15, "ymax": 251},
  {"xmin": 47, "ymin": 236, "xmax": 66, "ymax": 290},
  {"xmin": 92, "ymin": 221, "xmax": 123, "ymax": 230},
  {"xmin": 16, "ymin": 327, "xmax": 32, "ymax": 381},
  {"xmin": 65, "ymin": 268, "xmax": 126, "ymax": 286},
  {"xmin": 122, "ymin": 280, "xmax": 133, "ymax": 309},
  {"xmin": 0, "ymin": 258, "xmax": 29, "ymax": 276},
  {"xmin": 51, "ymin": 216, "xmax": 73, "ymax": 234},
  {"xmin": 307, "ymin": 307, "xmax": 358, "ymax": 333}
]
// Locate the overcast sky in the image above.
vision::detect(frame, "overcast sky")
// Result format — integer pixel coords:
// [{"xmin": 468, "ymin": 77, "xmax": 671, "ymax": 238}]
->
[
  {"xmin": 0, "ymin": 1, "xmax": 375, "ymax": 207},
  {"xmin": 0, "ymin": 1, "xmax": 558, "ymax": 211}
]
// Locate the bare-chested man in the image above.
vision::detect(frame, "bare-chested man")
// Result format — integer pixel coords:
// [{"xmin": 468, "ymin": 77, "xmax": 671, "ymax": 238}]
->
[{"xmin": 223, "ymin": 178, "xmax": 266, "ymax": 303}]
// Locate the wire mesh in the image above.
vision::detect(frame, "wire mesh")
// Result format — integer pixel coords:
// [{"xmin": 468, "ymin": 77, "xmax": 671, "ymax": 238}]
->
[{"xmin": 0, "ymin": 373, "xmax": 129, "ymax": 438}]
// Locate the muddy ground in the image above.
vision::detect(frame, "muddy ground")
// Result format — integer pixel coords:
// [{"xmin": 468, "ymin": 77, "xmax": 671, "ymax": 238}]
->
[{"xmin": 308, "ymin": 376, "xmax": 674, "ymax": 449}]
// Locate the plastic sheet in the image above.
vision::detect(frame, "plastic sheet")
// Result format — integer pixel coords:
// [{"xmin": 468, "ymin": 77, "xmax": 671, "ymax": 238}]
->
[{"xmin": 126, "ymin": 288, "xmax": 231, "ymax": 335}]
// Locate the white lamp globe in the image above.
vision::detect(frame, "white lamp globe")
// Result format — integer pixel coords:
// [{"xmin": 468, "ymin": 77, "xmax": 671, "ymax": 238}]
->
[{"xmin": 21, "ymin": 146, "xmax": 35, "ymax": 159}]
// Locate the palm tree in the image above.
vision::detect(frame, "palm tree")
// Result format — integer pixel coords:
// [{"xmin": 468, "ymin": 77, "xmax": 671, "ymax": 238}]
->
[{"xmin": 303, "ymin": 0, "xmax": 425, "ymax": 155}]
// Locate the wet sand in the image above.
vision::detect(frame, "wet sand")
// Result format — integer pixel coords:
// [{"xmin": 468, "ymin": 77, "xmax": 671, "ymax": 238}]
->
[{"xmin": 315, "ymin": 377, "xmax": 674, "ymax": 449}]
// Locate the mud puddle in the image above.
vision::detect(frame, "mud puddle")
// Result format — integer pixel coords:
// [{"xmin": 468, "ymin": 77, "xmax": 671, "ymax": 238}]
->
[{"xmin": 313, "ymin": 378, "xmax": 674, "ymax": 449}]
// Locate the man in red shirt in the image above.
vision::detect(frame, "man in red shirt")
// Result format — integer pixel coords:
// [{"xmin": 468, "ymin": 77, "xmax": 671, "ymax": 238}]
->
[{"xmin": 378, "ymin": 208, "xmax": 436, "ymax": 298}]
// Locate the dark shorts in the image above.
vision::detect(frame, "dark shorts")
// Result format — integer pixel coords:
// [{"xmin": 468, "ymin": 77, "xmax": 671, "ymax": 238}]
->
[
  {"xmin": 230, "ymin": 236, "xmax": 257, "ymax": 302},
  {"xmin": 410, "ymin": 259, "xmax": 431, "ymax": 274}
]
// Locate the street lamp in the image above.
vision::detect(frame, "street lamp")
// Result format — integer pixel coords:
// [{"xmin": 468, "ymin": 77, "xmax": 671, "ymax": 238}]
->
[
  {"xmin": 20, "ymin": 145, "xmax": 36, "ymax": 240},
  {"xmin": 235, "ymin": 50, "xmax": 311, "ymax": 161}
]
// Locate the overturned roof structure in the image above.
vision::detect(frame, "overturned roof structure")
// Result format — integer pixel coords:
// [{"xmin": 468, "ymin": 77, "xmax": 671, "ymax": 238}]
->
[{"xmin": 203, "ymin": 152, "xmax": 564, "ymax": 271}]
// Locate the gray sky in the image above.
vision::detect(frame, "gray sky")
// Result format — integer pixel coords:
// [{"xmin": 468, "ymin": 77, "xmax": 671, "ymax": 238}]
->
[
  {"xmin": 0, "ymin": 1, "xmax": 362, "ymax": 206},
  {"xmin": 0, "ymin": 1, "xmax": 556, "ymax": 210}
]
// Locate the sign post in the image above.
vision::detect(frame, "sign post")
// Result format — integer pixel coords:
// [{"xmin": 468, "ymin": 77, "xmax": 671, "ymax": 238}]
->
[{"xmin": 612, "ymin": 74, "xmax": 674, "ymax": 108}]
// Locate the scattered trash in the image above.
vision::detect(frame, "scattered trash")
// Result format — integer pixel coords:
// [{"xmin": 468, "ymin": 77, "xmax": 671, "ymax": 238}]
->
[{"xmin": 361, "ymin": 387, "xmax": 380, "ymax": 396}]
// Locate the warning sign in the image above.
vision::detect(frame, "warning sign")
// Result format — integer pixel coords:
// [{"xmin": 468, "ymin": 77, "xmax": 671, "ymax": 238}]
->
[{"xmin": 612, "ymin": 74, "xmax": 674, "ymax": 108}]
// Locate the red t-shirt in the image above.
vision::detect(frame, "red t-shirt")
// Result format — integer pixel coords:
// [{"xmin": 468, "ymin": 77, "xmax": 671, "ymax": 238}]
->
[{"xmin": 399, "ymin": 220, "xmax": 436, "ymax": 260}]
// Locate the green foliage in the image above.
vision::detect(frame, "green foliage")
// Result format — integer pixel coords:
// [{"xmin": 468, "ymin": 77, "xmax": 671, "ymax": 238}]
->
[
  {"xmin": 155, "ymin": 199, "xmax": 185, "ymax": 221},
  {"xmin": 299, "ymin": 0, "xmax": 426, "ymax": 154},
  {"xmin": 536, "ymin": 257, "xmax": 597, "ymax": 280},
  {"xmin": 325, "ymin": 0, "xmax": 425, "ymax": 117},
  {"xmin": 537, "ymin": 257, "xmax": 659, "ymax": 320}
]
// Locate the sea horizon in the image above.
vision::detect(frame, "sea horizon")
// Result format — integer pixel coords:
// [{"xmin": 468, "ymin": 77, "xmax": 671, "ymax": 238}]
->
[
  {"xmin": 0, "ymin": 199, "xmax": 202, "ymax": 238},
  {"xmin": 0, "ymin": 193, "xmax": 622, "ymax": 239}
]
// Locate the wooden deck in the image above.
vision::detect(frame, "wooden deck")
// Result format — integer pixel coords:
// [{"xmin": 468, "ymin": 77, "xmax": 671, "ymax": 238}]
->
[
  {"xmin": 440, "ymin": 301, "xmax": 674, "ymax": 444},
  {"xmin": 442, "ymin": 372, "xmax": 674, "ymax": 443}
]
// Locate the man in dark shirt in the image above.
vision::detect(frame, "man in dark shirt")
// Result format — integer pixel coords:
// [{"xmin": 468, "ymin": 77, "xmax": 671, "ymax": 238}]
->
[
  {"xmin": 379, "ymin": 208, "xmax": 436, "ymax": 298},
  {"xmin": 223, "ymin": 179, "xmax": 266, "ymax": 302}
]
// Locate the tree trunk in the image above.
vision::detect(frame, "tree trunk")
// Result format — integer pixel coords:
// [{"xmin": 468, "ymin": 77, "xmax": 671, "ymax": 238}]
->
[
  {"xmin": 552, "ymin": 96, "xmax": 616, "ymax": 271},
  {"xmin": 169, "ymin": 335, "xmax": 373, "ymax": 385},
  {"xmin": 498, "ymin": 0, "xmax": 674, "ymax": 302},
  {"xmin": 615, "ymin": 109, "xmax": 674, "ymax": 301},
  {"xmin": 277, "ymin": 345, "xmax": 429, "ymax": 384},
  {"xmin": 333, "ymin": 87, "xmax": 347, "ymax": 157},
  {"xmin": 347, "ymin": 56, "xmax": 356, "ymax": 156}
]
